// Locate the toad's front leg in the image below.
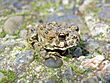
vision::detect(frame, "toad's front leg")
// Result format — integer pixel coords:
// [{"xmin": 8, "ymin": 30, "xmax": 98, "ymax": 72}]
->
[{"xmin": 40, "ymin": 51, "xmax": 63, "ymax": 68}]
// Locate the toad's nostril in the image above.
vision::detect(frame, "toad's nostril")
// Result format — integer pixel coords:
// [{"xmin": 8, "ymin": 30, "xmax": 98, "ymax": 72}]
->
[{"xmin": 58, "ymin": 34, "xmax": 66, "ymax": 41}]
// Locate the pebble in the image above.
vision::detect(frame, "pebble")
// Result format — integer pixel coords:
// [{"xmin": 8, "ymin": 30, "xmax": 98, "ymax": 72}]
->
[
  {"xmin": 81, "ymin": 76, "xmax": 99, "ymax": 83},
  {"xmin": 44, "ymin": 57, "xmax": 63, "ymax": 68},
  {"xmin": 13, "ymin": 2, "xmax": 23, "ymax": 9},
  {"xmin": 62, "ymin": 67, "xmax": 75, "ymax": 80},
  {"xmin": 73, "ymin": 47, "xmax": 82, "ymax": 57},
  {"xmin": 0, "ymin": 45, "xmax": 5, "ymax": 52},
  {"xmin": 86, "ymin": 38, "xmax": 100, "ymax": 52},
  {"xmin": 19, "ymin": 29, "xmax": 27, "ymax": 39},
  {"xmin": 90, "ymin": 22, "xmax": 109, "ymax": 37},
  {"xmin": 99, "ymin": 6, "xmax": 110, "ymax": 20},
  {"xmin": 81, "ymin": 55, "xmax": 105, "ymax": 69},
  {"xmin": 106, "ymin": 74, "xmax": 110, "ymax": 83},
  {"xmin": 3, "ymin": 16, "xmax": 24, "ymax": 34},
  {"xmin": 15, "ymin": 50, "xmax": 34, "ymax": 65},
  {"xmin": 45, "ymin": 80, "xmax": 57, "ymax": 83}
]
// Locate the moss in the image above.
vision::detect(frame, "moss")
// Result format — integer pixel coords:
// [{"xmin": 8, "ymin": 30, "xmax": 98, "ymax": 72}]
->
[
  {"xmin": 0, "ymin": 31, "xmax": 6, "ymax": 38},
  {"xmin": 13, "ymin": 30, "xmax": 20, "ymax": 39},
  {"xmin": 70, "ymin": 64, "xmax": 86, "ymax": 75},
  {"xmin": 0, "ymin": 70, "xmax": 16, "ymax": 83},
  {"xmin": 103, "ymin": 18, "xmax": 110, "ymax": 23},
  {"xmin": 31, "ymin": 0, "xmax": 61, "ymax": 15}
]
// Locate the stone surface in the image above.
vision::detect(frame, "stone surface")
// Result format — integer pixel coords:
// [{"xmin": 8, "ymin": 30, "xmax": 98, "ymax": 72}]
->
[
  {"xmin": 81, "ymin": 76, "xmax": 99, "ymax": 83},
  {"xmin": 0, "ymin": 0, "xmax": 110, "ymax": 82},
  {"xmin": 19, "ymin": 29, "xmax": 27, "ymax": 39},
  {"xmin": 44, "ymin": 57, "xmax": 63, "ymax": 68},
  {"xmin": 45, "ymin": 80, "xmax": 57, "ymax": 83},
  {"xmin": 73, "ymin": 47, "xmax": 83, "ymax": 57},
  {"xmin": 3, "ymin": 16, "xmax": 24, "ymax": 34},
  {"xmin": 99, "ymin": 6, "xmax": 110, "ymax": 20},
  {"xmin": 106, "ymin": 74, "xmax": 110, "ymax": 83},
  {"xmin": 0, "ymin": 45, "xmax": 5, "ymax": 52},
  {"xmin": 62, "ymin": 67, "xmax": 75, "ymax": 81},
  {"xmin": 81, "ymin": 55, "xmax": 105, "ymax": 69},
  {"xmin": 15, "ymin": 50, "xmax": 34, "ymax": 65}
]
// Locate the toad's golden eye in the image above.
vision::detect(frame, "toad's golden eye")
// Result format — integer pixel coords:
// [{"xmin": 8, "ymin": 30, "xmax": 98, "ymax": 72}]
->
[
  {"xmin": 74, "ymin": 26, "xmax": 79, "ymax": 32},
  {"xmin": 48, "ymin": 37, "xmax": 54, "ymax": 40}
]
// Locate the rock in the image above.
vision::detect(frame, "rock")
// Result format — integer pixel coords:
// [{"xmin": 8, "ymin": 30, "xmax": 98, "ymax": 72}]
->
[
  {"xmin": 3, "ymin": 16, "xmax": 24, "ymax": 34},
  {"xmin": 19, "ymin": 29, "xmax": 27, "ymax": 39},
  {"xmin": 0, "ymin": 45, "xmax": 5, "ymax": 52},
  {"xmin": 62, "ymin": 0, "xmax": 69, "ymax": 5},
  {"xmin": 47, "ymin": 11, "xmax": 86, "ymax": 32},
  {"xmin": 104, "ymin": 44, "xmax": 110, "ymax": 58},
  {"xmin": 73, "ymin": 47, "xmax": 82, "ymax": 57},
  {"xmin": 44, "ymin": 57, "xmax": 63, "ymax": 68},
  {"xmin": 45, "ymin": 80, "xmax": 57, "ymax": 83},
  {"xmin": 81, "ymin": 55, "xmax": 105, "ymax": 69},
  {"xmin": 84, "ymin": 13, "xmax": 110, "ymax": 41},
  {"xmin": 22, "ymin": 5, "xmax": 32, "ymax": 11},
  {"xmin": 62, "ymin": 67, "xmax": 75, "ymax": 80},
  {"xmin": 3, "ymin": 39, "xmax": 16, "ymax": 48},
  {"xmin": 99, "ymin": 6, "xmax": 110, "ymax": 20},
  {"xmin": 106, "ymin": 74, "xmax": 110, "ymax": 83},
  {"xmin": 0, "ymin": 72, "xmax": 4, "ymax": 80},
  {"xmin": 90, "ymin": 22, "xmax": 110, "ymax": 38},
  {"xmin": 15, "ymin": 50, "xmax": 34, "ymax": 65},
  {"xmin": 86, "ymin": 38, "xmax": 100, "ymax": 52},
  {"xmin": 105, "ymin": 44, "xmax": 110, "ymax": 52},
  {"xmin": 100, "ymin": 63, "xmax": 110, "ymax": 79},
  {"xmin": 81, "ymin": 76, "xmax": 99, "ymax": 83},
  {"xmin": 13, "ymin": 2, "xmax": 23, "ymax": 9}
]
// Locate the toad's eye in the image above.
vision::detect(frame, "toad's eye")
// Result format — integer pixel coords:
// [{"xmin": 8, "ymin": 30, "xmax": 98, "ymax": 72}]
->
[
  {"xmin": 48, "ymin": 37, "xmax": 53, "ymax": 40},
  {"xmin": 72, "ymin": 35, "xmax": 77, "ymax": 39},
  {"xmin": 66, "ymin": 33, "xmax": 69, "ymax": 36},
  {"xmin": 75, "ymin": 26, "xmax": 79, "ymax": 32},
  {"xmin": 45, "ymin": 30, "xmax": 48, "ymax": 34}
]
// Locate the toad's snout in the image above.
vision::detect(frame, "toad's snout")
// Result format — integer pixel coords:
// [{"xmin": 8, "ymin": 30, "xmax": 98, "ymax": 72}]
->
[{"xmin": 58, "ymin": 33, "xmax": 66, "ymax": 41}]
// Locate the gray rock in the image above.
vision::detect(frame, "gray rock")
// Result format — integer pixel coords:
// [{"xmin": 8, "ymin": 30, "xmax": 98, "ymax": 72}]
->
[
  {"xmin": 81, "ymin": 76, "xmax": 99, "ymax": 83},
  {"xmin": 99, "ymin": 6, "xmax": 110, "ymax": 20},
  {"xmin": 19, "ymin": 29, "xmax": 27, "ymax": 39},
  {"xmin": 74, "ymin": 47, "xmax": 82, "ymax": 57},
  {"xmin": 45, "ymin": 80, "xmax": 57, "ymax": 83},
  {"xmin": 3, "ymin": 16, "xmax": 24, "ymax": 34},
  {"xmin": 15, "ymin": 50, "xmax": 34, "ymax": 65},
  {"xmin": 106, "ymin": 74, "xmax": 110, "ymax": 83},
  {"xmin": 13, "ymin": 2, "xmax": 23, "ymax": 9},
  {"xmin": 47, "ymin": 10, "xmax": 86, "ymax": 32},
  {"xmin": 104, "ymin": 44, "xmax": 110, "ymax": 55},
  {"xmin": 62, "ymin": 67, "xmax": 75, "ymax": 80},
  {"xmin": 0, "ymin": 45, "xmax": 5, "ymax": 52},
  {"xmin": 44, "ymin": 57, "xmax": 63, "ymax": 68},
  {"xmin": 86, "ymin": 38, "xmax": 100, "ymax": 52}
]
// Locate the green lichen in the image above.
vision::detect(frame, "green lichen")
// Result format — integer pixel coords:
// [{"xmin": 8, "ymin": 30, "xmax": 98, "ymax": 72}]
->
[
  {"xmin": 70, "ymin": 64, "xmax": 86, "ymax": 75},
  {"xmin": 0, "ymin": 31, "xmax": 6, "ymax": 38},
  {"xmin": 31, "ymin": 0, "xmax": 61, "ymax": 15},
  {"xmin": 0, "ymin": 70, "xmax": 16, "ymax": 83}
]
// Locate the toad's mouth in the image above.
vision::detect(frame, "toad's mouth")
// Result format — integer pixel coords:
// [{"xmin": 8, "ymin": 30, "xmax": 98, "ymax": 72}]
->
[
  {"xmin": 45, "ymin": 32, "xmax": 80, "ymax": 50},
  {"xmin": 44, "ymin": 39, "xmax": 78, "ymax": 51},
  {"xmin": 58, "ymin": 33, "xmax": 66, "ymax": 41}
]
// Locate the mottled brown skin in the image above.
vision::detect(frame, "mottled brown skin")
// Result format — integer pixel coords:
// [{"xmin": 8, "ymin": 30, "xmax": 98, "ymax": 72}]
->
[{"xmin": 27, "ymin": 22, "xmax": 80, "ymax": 68}]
